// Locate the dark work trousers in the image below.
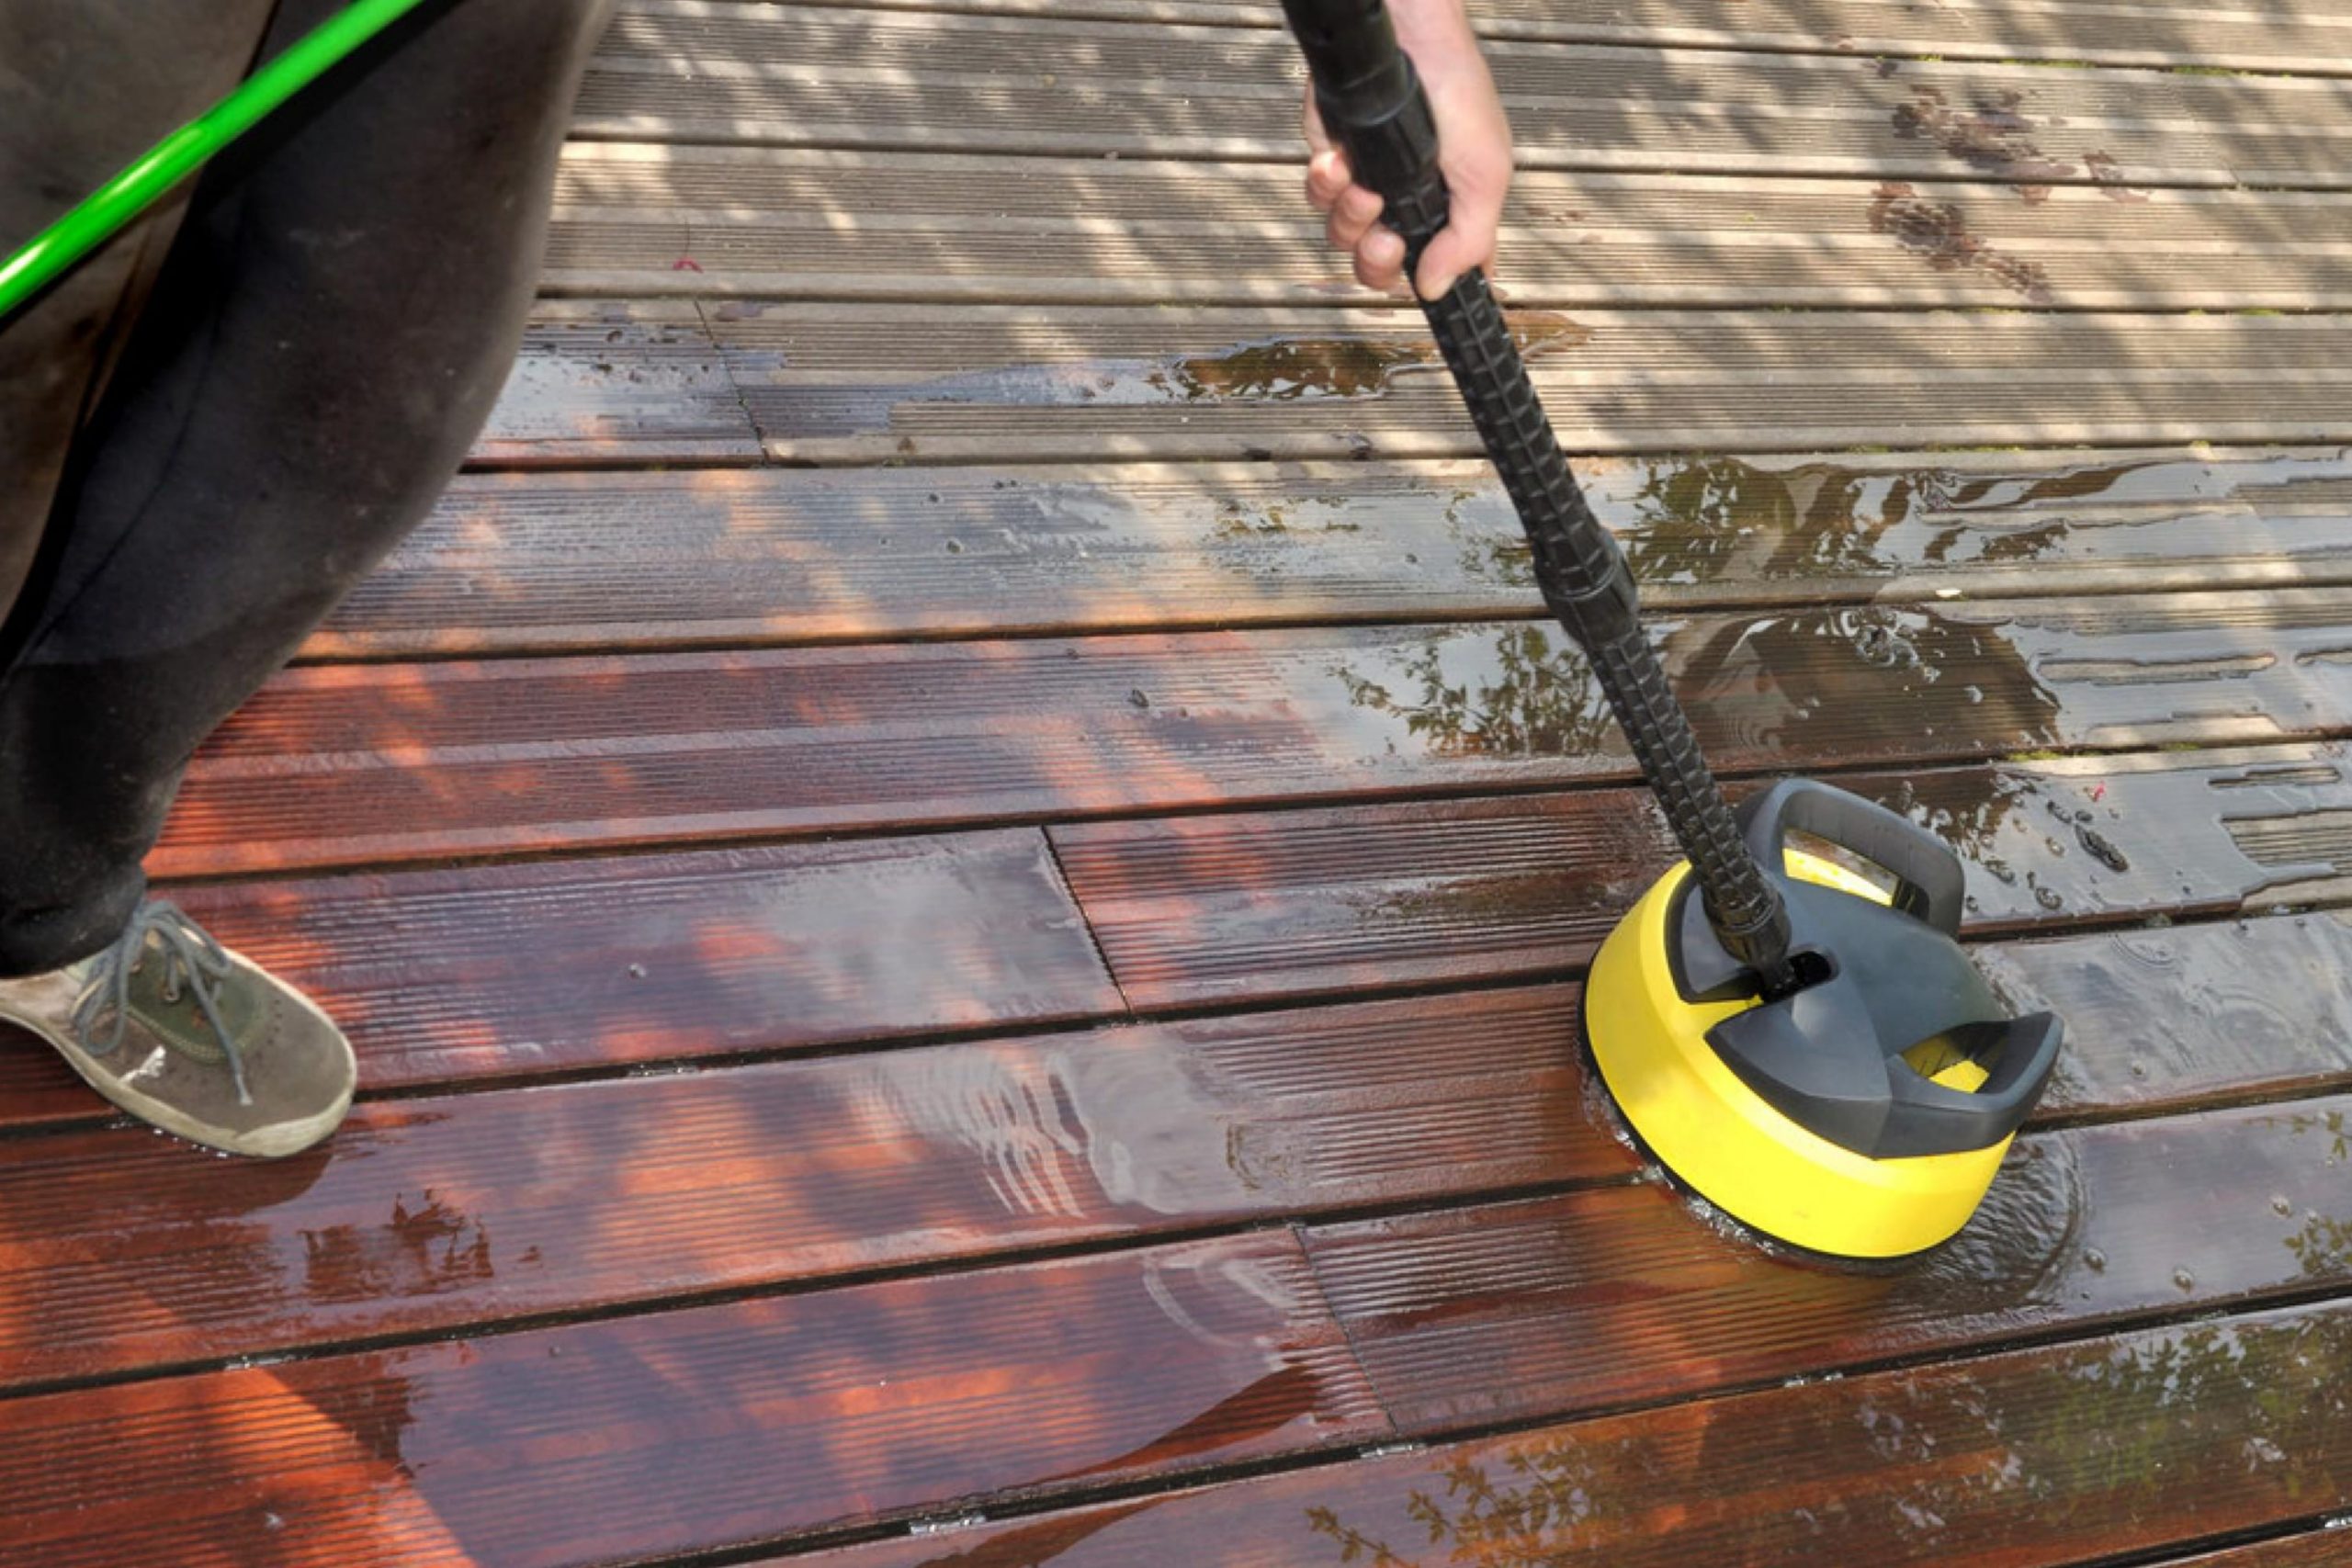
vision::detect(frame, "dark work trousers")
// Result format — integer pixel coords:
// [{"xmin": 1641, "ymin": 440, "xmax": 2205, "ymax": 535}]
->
[{"xmin": 0, "ymin": 0, "xmax": 614, "ymax": 976}]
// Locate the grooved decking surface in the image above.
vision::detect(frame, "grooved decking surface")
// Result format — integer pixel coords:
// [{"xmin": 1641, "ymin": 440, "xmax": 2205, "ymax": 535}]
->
[{"xmin": 6, "ymin": 0, "xmax": 2352, "ymax": 1564}]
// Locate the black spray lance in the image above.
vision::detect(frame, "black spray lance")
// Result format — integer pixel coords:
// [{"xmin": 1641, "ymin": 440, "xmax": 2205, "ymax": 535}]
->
[{"xmin": 1281, "ymin": 0, "xmax": 1801, "ymax": 997}]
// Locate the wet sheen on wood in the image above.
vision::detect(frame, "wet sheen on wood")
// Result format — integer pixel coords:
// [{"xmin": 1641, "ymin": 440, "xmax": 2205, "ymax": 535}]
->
[
  {"xmin": 479, "ymin": 301, "xmax": 2352, "ymax": 467},
  {"xmin": 160, "ymin": 591, "xmax": 2352, "ymax": 874},
  {"xmin": 788, "ymin": 1298, "xmax": 2352, "ymax": 1566},
  {"xmin": 314, "ymin": 449, "xmax": 2352, "ymax": 658},
  {"xmin": 0, "ymin": 1231, "xmax": 1385, "ymax": 1568},
  {"xmin": 1299, "ymin": 1092, "xmax": 2352, "ymax": 1432},
  {"xmin": 0, "ymin": 829, "xmax": 1116, "ymax": 1128},
  {"xmin": 8, "ymin": 908, "xmax": 2352, "ymax": 1391},
  {"xmin": 1051, "ymin": 743, "xmax": 2352, "ymax": 1005}
]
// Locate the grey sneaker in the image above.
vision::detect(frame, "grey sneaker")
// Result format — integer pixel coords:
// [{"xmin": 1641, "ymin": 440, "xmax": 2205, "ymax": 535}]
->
[{"xmin": 0, "ymin": 902, "xmax": 356, "ymax": 1157}]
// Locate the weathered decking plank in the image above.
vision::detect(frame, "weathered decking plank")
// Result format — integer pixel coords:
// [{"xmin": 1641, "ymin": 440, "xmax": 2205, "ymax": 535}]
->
[
  {"xmin": 0, "ymin": 829, "xmax": 1114, "ymax": 1132},
  {"xmin": 583, "ymin": 5, "xmax": 2352, "ymax": 192},
  {"xmin": 786, "ymin": 1298, "xmax": 2352, "ymax": 1566},
  {"xmin": 480, "ymin": 301, "xmax": 2352, "ymax": 466},
  {"xmin": 472, "ymin": 300, "xmax": 757, "ymax": 466},
  {"xmin": 1051, "ymin": 744, "xmax": 2352, "ymax": 1005},
  {"xmin": 321, "ymin": 450, "xmax": 2352, "ymax": 659},
  {"xmin": 160, "ymin": 590, "xmax": 2352, "ymax": 874},
  {"xmin": 705, "ymin": 0, "xmax": 2352, "ymax": 80},
  {"xmin": 549, "ymin": 148, "xmax": 2352, "ymax": 311},
  {"xmin": 0, "ymin": 1232, "xmax": 1383, "ymax": 1568},
  {"xmin": 710, "ymin": 303, "xmax": 2352, "ymax": 463}
]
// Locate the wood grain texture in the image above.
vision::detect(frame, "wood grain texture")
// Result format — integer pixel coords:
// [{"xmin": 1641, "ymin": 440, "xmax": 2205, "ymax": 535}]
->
[
  {"xmin": 11, "ymin": 906, "xmax": 2352, "ymax": 1388},
  {"xmin": 691, "ymin": 302, "xmax": 2352, "ymax": 464},
  {"xmin": 721, "ymin": 0, "xmax": 2352, "ymax": 79},
  {"xmin": 0, "ymin": 829, "xmax": 1115, "ymax": 1130},
  {"xmin": 478, "ymin": 298, "xmax": 2352, "ymax": 468},
  {"xmin": 582, "ymin": 4, "xmax": 2343, "ymax": 191},
  {"xmin": 1301, "ymin": 1091, "xmax": 2352, "ymax": 1432},
  {"xmin": 473, "ymin": 300, "xmax": 757, "ymax": 465},
  {"xmin": 22, "ymin": 907, "xmax": 2333, "ymax": 1142},
  {"xmin": 0, "ymin": 987, "xmax": 1609, "ymax": 1386},
  {"xmin": 1999, "ymin": 914, "xmax": 2352, "ymax": 1119},
  {"xmin": 314, "ymin": 449, "xmax": 2352, "ymax": 659},
  {"xmin": 789, "ymin": 1297, "xmax": 2352, "ymax": 1567},
  {"xmin": 162, "ymin": 591, "xmax": 2352, "ymax": 874},
  {"xmin": 2159, "ymin": 1533, "xmax": 2352, "ymax": 1565},
  {"xmin": 550, "ymin": 147, "xmax": 2352, "ymax": 311},
  {"xmin": 0, "ymin": 1231, "xmax": 1385, "ymax": 1568},
  {"xmin": 1052, "ymin": 742, "xmax": 2352, "ymax": 1006}
]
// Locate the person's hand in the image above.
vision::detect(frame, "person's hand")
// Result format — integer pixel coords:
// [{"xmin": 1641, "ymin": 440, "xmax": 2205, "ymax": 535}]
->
[{"xmin": 1301, "ymin": 0, "xmax": 1511, "ymax": 299}]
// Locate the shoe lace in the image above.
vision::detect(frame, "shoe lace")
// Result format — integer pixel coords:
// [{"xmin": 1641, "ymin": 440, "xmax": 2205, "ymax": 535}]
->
[{"xmin": 73, "ymin": 902, "xmax": 251, "ymax": 1107}]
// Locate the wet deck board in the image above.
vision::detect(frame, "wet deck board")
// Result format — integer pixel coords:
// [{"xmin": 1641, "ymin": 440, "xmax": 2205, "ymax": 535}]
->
[
  {"xmin": 1301, "ymin": 1093, "xmax": 2352, "ymax": 1432},
  {"xmin": 481, "ymin": 301, "xmax": 2352, "ymax": 465},
  {"xmin": 583, "ymin": 5, "xmax": 2352, "ymax": 190},
  {"xmin": 0, "ymin": 1230, "xmax": 1384, "ymax": 1568},
  {"xmin": 321, "ymin": 449, "xmax": 2352, "ymax": 658},
  {"xmin": 0, "ymin": 829, "xmax": 1115, "ymax": 1130},
  {"xmin": 162, "ymin": 593, "xmax": 2352, "ymax": 874},
  {"xmin": 791, "ymin": 1297, "xmax": 2352, "ymax": 1566},
  {"xmin": 17, "ymin": 777, "xmax": 2352, "ymax": 1127},
  {"xmin": 6, "ymin": 911, "xmax": 2351, "ymax": 1393},
  {"xmin": 1050, "ymin": 744, "xmax": 2352, "ymax": 1005},
  {"xmin": 549, "ymin": 149, "xmax": 2352, "ymax": 312}
]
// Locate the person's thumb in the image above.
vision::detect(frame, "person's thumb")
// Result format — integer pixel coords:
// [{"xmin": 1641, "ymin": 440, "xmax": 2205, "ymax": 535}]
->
[{"xmin": 1415, "ymin": 164, "xmax": 1503, "ymax": 297}]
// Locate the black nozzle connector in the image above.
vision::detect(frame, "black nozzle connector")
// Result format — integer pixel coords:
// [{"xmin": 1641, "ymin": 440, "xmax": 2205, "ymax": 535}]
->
[
  {"xmin": 1703, "ymin": 892, "xmax": 1800, "ymax": 998},
  {"xmin": 1531, "ymin": 530, "xmax": 1641, "ymax": 650}
]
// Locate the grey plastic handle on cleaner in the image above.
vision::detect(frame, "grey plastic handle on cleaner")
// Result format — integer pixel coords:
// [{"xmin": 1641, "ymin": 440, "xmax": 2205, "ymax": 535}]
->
[{"xmin": 1278, "ymin": 0, "xmax": 1799, "ymax": 995}]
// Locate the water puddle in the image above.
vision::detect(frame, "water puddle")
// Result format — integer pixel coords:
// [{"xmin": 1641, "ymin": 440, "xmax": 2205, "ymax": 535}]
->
[{"xmin": 743, "ymin": 315, "xmax": 1589, "ymax": 441}]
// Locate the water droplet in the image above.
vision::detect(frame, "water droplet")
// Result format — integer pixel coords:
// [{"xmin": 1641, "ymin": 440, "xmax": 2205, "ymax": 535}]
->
[
  {"xmin": 2084, "ymin": 1247, "xmax": 2108, "ymax": 1271},
  {"xmin": 2273, "ymin": 1194, "xmax": 2295, "ymax": 1216},
  {"xmin": 2129, "ymin": 1058, "xmax": 2148, "ymax": 1079},
  {"xmin": 2173, "ymin": 1267, "xmax": 2197, "ymax": 1292},
  {"xmin": 945, "ymin": 538, "xmax": 965, "ymax": 554},
  {"xmin": 627, "ymin": 964, "xmax": 647, "ymax": 980}
]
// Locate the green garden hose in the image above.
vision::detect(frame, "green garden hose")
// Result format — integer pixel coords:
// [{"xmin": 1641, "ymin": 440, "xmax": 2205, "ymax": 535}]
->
[{"xmin": 0, "ymin": 0, "xmax": 435, "ymax": 326}]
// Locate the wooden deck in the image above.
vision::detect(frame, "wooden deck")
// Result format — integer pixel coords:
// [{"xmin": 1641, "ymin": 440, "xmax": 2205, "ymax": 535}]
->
[{"xmin": 8, "ymin": 0, "xmax": 2352, "ymax": 1562}]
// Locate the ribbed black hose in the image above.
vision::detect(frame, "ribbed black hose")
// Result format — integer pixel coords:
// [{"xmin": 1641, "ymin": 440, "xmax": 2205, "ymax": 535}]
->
[{"xmin": 1281, "ymin": 0, "xmax": 1795, "ymax": 991}]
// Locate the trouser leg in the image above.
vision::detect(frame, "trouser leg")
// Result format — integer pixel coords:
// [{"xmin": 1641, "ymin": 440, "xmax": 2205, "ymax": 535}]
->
[{"xmin": 0, "ymin": 0, "xmax": 615, "ymax": 976}]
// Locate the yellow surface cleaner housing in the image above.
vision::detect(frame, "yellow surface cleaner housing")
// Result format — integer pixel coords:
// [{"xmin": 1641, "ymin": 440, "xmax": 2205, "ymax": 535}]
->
[{"xmin": 1588, "ymin": 781, "xmax": 2064, "ymax": 1258}]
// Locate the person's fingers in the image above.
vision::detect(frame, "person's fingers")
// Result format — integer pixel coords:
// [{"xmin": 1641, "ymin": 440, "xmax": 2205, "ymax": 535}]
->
[
  {"xmin": 1325, "ymin": 184, "xmax": 1384, "ymax": 254},
  {"xmin": 1305, "ymin": 150, "xmax": 1351, "ymax": 214},
  {"xmin": 1354, "ymin": 226, "xmax": 1408, "ymax": 293}
]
